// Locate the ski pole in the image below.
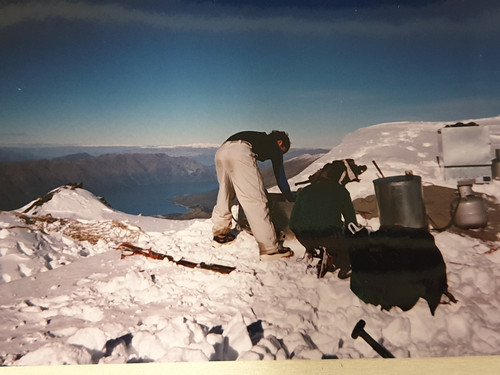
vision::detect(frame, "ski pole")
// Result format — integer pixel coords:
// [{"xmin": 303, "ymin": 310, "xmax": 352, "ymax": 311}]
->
[
  {"xmin": 351, "ymin": 320, "xmax": 395, "ymax": 358},
  {"xmin": 372, "ymin": 160, "xmax": 385, "ymax": 178}
]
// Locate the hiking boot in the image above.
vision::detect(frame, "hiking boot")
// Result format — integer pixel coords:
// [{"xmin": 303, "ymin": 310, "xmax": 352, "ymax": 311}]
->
[
  {"xmin": 260, "ymin": 246, "xmax": 294, "ymax": 261},
  {"xmin": 212, "ymin": 232, "xmax": 236, "ymax": 247}
]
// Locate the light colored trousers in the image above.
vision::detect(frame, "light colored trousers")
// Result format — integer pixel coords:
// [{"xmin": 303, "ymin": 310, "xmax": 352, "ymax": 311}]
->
[{"xmin": 211, "ymin": 141, "xmax": 279, "ymax": 253}]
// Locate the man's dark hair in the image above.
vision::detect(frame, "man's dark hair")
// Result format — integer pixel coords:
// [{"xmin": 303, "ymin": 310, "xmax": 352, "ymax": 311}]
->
[{"xmin": 270, "ymin": 130, "xmax": 291, "ymax": 152}]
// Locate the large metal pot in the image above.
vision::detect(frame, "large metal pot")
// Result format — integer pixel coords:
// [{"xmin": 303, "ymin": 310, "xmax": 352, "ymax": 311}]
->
[{"xmin": 373, "ymin": 174, "xmax": 428, "ymax": 229}]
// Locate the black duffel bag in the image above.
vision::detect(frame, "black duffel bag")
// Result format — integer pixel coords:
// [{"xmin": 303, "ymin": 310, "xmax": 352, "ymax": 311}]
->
[{"xmin": 349, "ymin": 226, "xmax": 449, "ymax": 315}]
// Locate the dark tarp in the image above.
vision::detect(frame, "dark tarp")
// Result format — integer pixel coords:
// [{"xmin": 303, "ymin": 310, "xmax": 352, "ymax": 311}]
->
[{"xmin": 349, "ymin": 226, "xmax": 448, "ymax": 315}]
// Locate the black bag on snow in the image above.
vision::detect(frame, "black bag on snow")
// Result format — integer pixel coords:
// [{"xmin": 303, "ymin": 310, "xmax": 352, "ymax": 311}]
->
[{"xmin": 349, "ymin": 226, "xmax": 449, "ymax": 315}]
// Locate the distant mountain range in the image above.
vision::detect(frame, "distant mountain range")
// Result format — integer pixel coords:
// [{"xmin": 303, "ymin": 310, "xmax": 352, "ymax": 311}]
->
[
  {"xmin": 0, "ymin": 148, "xmax": 327, "ymax": 212},
  {"xmin": 0, "ymin": 153, "xmax": 216, "ymax": 211},
  {"xmin": 0, "ymin": 145, "xmax": 220, "ymax": 165},
  {"xmin": 0, "ymin": 145, "xmax": 331, "ymax": 166}
]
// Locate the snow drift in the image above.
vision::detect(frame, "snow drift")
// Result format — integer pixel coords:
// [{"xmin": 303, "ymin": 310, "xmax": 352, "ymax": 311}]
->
[{"xmin": 0, "ymin": 117, "xmax": 499, "ymax": 366}]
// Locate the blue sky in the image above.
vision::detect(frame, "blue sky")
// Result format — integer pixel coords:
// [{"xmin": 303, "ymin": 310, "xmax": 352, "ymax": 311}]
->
[{"xmin": 1, "ymin": 0, "xmax": 499, "ymax": 148}]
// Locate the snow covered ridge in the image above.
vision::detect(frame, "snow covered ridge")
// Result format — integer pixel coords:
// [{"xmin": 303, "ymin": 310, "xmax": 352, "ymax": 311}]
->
[
  {"xmin": 286, "ymin": 115, "xmax": 500, "ymax": 200},
  {"xmin": 0, "ymin": 118, "xmax": 500, "ymax": 366}
]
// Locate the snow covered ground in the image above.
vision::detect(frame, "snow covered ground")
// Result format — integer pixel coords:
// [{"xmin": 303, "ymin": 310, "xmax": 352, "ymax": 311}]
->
[{"xmin": 0, "ymin": 117, "xmax": 499, "ymax": 367}]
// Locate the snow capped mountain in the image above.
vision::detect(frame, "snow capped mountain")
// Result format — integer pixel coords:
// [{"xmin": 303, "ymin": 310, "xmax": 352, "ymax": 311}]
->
[{"xmin": 0, "ymin": 117, "xmax": 499, "ymax": 367}]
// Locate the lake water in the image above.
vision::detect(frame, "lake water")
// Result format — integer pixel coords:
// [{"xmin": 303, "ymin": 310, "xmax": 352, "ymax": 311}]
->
[{"xmin": 95, "ymin": 181, "xmax": 218, "ymax": 216}]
